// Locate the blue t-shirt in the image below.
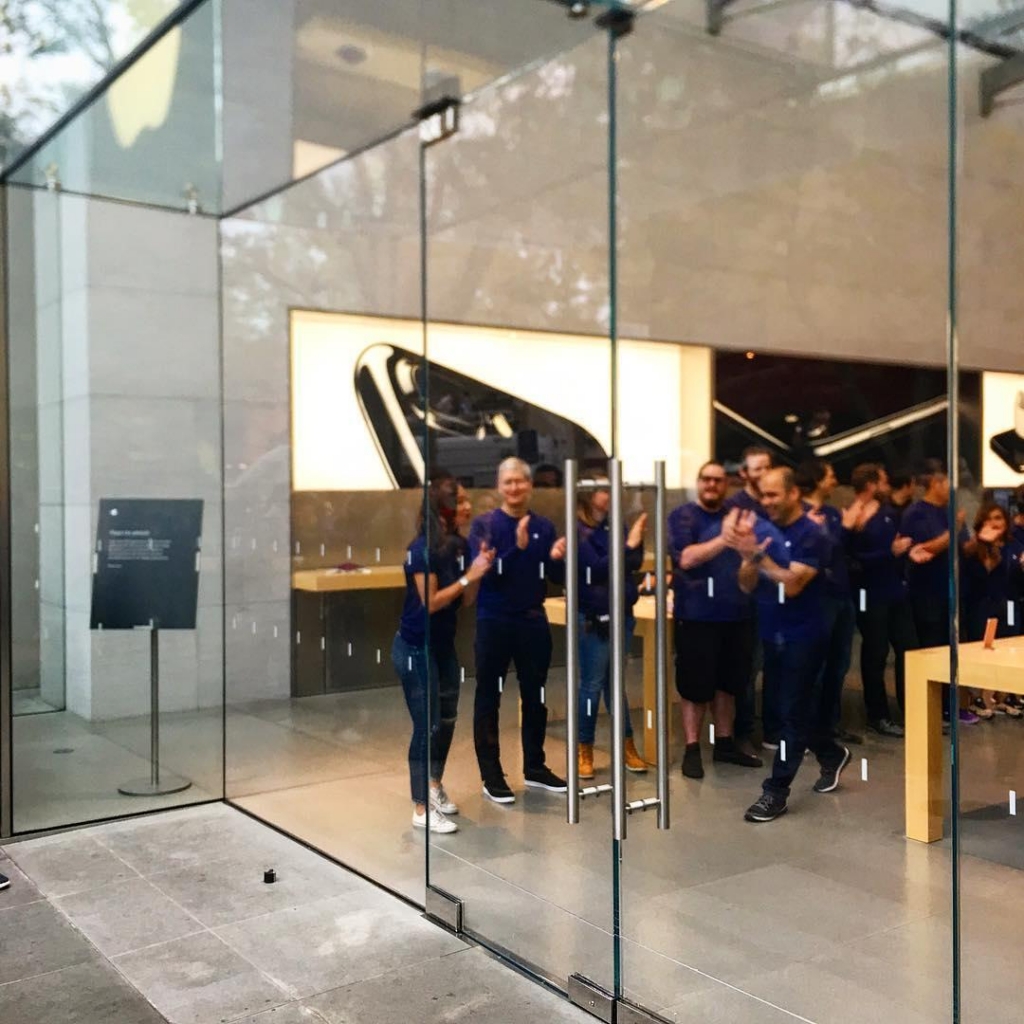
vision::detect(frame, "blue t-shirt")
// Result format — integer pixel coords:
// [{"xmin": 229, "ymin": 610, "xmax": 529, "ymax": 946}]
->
[
  {"xmin": 469, "ymin": 508, "xmax": 564, "ymax": 622},
  {"xmin": 398, "ymin": 534, "xmax": 468, "ymax": 647},
  {"xmin": 1013, "ymin": 523, "xmax": 1024, "ymax": 547},
  {"xmin": 754, "ymin": 514, "xmax": 828, "ymax": 644},
  {"xmin": 669, "ymin": 502, "xmax": 767, "ymax": 622},
  {"xmin": 724, "ymin": 489, "xmax": 767, "ymax": 518},
  {"xmin": 846, "ymin": 504, "xmax": 907, "ymax": 605},
  {"xmin": 901, "ymin": 500, "xmax": 950, "ymax": 598},
  {"xmin": 814, "ymin": 504, "xmax": 850, "ymax": 600},
  {"xmin": 960, "ymin": 540, "xmax": 1024, "ymax": 640},
  {"xmin": 578, "ymin": 519, "xmax": 642, "ymax": 618}
]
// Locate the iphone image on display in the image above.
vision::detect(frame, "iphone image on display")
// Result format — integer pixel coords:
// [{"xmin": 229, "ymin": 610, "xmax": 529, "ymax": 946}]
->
[{"xmin": 355, "ymin": 343, "xmax": 607, "ymax": 488}]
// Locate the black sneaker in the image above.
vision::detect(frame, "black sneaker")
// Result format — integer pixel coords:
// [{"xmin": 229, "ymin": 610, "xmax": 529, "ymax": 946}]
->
[
  {"xmin": 837, "ymin": 727, "xmax": 864, "ymax": 745},
  {"xmin": 813, "ymin": 746, "xmax": 851, "ymax": 793},
  {"xmin": 682, "ymin": 743, "xmax": 704, "ymax": 779},
  {"xmin": 744, "ymin": 792, "xmax": 788, "ymax": 822},
  {"xmin": 867, "ymin": 718, "xmax": 905, "ymax": 738},
  {"xmin": 483, "ymin": 778, "xmax": 516, "ymax": 804},
  {"xmin": 524, "ymin": 767, "xmax": 567, "ymax": 793},
  {"xmin": 0, "ymin": 872, "xmax": 9, "ymax": 891},
  {"xmin": 713, "ymin": 738, "xmax": 763, "ymax": 768}
]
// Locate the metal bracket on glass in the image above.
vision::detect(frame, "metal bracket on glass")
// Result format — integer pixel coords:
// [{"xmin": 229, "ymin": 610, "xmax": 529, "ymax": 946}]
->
[
  {"xmin": 415, "ymin": 95, "xmax": 460, "ymax": 146},
  {"xmin": 568, "ymin": 974, "xmax": 615, "ymax": 1023},
  {"xmin": 425, "ymin": 886, "xmax": 463, "ymax": 934},
  {"xmin": 980, "ymin": 52, "xmax": 1024, "ymax": 117},
  {"xmin": 617, "ymin": 997, "xmax": 674, "ymax": 1024},
  {"xmin": 580, "ymin": 783, "xmax": 614, "ymax": 799}
]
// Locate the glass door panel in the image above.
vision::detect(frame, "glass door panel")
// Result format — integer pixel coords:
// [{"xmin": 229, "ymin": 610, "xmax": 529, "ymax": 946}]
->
[
  {"xmin": 617, "ymin": 3, "xmax": 955, "ymax": 1022},
  {"xmin": 422, "ymin": 13, "xmax": 618, "ymax": 995}
]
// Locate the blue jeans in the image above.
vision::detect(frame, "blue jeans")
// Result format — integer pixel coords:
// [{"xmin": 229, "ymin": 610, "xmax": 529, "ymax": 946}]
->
[
  {"xmin": 817, "ymin": 596, "xmax": 855, "ymax": 733},
  {"xmin": 392, "ymin": 633, "xmax": 460, "ymax": 805},
  {"xmin": 578, "ymin": 615, "xmax": 635, "ymax": 745},
  {"xmin": 762, "ymin": 635, "xmax": 842, "ymax": 797}
]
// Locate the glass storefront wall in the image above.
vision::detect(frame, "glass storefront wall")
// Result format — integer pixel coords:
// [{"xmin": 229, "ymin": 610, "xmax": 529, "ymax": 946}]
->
[{"xmin": 5, "ymin": 0, "xmax": 1024, "ymax": 1020}]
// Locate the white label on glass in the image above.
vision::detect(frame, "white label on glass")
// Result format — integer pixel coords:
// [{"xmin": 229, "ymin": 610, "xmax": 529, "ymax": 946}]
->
[
  {"xmin": 376, "ymin": 649, "xmax": 381, "ymax": 664},
  {"xmin": 860, "ymin": 589, "xmax": 867, "ymax": 613},
  {"xmin": 540, "ymin": 563, "xmax": 545, "ymax": 580},
  {"xmin": 778, "ymin": 582, "xmax": 785, "ymax": 604},
  {"xmin": 709, "ymin": 724, "xmax": 715, "ymax": 745},
  {"xmin": 861, "ymin": 758, "xmax": 868, "ymax": 782},
  {"xmin": 1010, "ymin": 602, "xmax": 1016, "ymax": 628},
  {"xmin": 708, "ymin": 577, "xmax": 714, "ymax": 599},
  {"xmin": 586, "ymin": 567, "xmax": 592, "ymax": 585},
  {"xmin": 498, "ymin": 558, "xmax": 503, "ymax": 575},
  {"xmin": 1012, "ymin": 790, "xmax": 1018, "ymax": 816},
  {"xmin": 780, "ymin": 740, "xmax": 787, "ymax": 761}
]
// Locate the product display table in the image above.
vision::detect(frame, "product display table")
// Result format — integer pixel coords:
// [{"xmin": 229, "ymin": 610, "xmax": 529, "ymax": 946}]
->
[
  {"xmin": 292, "ymin": 566, "xmax": 406, "ymax": 592},
  {"xmin": 544, "ymin": 594, "xmax": 673, "ymax": 765},
  {"xmin": 905, "ymin": 638, "xmax": 1024, "ymax": 843}
]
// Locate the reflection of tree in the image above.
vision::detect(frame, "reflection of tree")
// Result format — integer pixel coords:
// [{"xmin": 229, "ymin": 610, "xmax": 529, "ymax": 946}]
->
[{"xmin": 1, "ymin": 0, "xmax": 174, "ymax": 166}]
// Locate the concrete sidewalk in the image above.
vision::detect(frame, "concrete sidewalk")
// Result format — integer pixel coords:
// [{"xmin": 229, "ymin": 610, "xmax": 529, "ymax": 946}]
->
[{"xmin": 0, "ymin": 804, "xmax": 593, "ymax": 1024}]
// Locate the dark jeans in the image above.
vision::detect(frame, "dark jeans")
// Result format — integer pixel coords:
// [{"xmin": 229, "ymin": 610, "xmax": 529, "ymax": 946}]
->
[
  {"xmin": 857, "ymin": 597, "xmax": 917, "ymax": 722},
  {"xmin": 910, "ymin": 592, "xmax": 952, "ymax": 716},
  {"xmin": 762, "ymin": 635, "xmax": 841, "ymax": 798},
  {"xmin": 818, "ymin": 596, "xmax": 855, "ymax": 733},
  {"xmin": 735, "ymin": 609, "xmax": 761, "ymax": 741},
  {"xmin": 392, "ymin": 633, "xmax": 460, "ymax": 805},
  {"xmin": 578, "ymin": 615, "xmax": 635, "ymax": 745},
  {"xmin": 474, "ymin": 616, "xmax": 553, "ymax": 782}
]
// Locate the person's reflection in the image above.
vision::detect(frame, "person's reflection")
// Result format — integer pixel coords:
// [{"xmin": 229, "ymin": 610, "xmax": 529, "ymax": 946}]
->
[
  {"xmin": 575, "ymin": 477, "xmax": 648, "ymax": 780},
  {"xmin": 533, "ymin": 464, "xmax": 563, "ymax": 489},
  {"xmin": 392, "ymin": 471, "xmax": 495, "ymax": 834},
  {"xmin": 468, "ymin": 458, "xmax": 568, "ymax": 803}
]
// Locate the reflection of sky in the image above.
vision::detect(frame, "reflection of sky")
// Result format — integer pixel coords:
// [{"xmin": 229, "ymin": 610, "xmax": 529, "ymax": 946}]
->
[{"xmin": 0, "ymin": 1, "xmax": 179, "ymax": 166}]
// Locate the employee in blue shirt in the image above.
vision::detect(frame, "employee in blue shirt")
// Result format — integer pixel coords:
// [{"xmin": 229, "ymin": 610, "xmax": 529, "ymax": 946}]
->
[
  {"xmin": 797, "ymin": 459, "xmax": 860, "ymax": 744},
  {"xmin": 468, "ymin": 457, "xmax": 568, "ymax": 803},
  {"xmin": 575, "ymin": 480, "xmax": 648, "ymax": 779},
  {"xmin": 725, "ymin": 446, "xmax": 773, "ymax": 518},
  {"xmin": 393, "ymin": 473, "xmax": 495, "ymax": 834},
  {"xmin": 670, "ymin": 461, "xmax": 765, "ymax": 780},
  {"xmin": 843, "ymin": 463, "xmax": 915, "ymax": 735},
  {"xmin": 726, "ymin": 467, "xmax": 850, "ymax": 824}
]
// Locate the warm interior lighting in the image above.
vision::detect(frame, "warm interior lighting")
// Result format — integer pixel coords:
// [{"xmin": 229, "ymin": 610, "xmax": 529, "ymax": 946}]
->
[{"xmin": 290, "ymin": 311, "xmax": 712, "ymax": 491}]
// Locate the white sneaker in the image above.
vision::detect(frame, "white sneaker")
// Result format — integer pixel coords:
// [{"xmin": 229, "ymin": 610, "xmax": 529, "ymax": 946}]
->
[
  {"xmin": 413, "ymin": 808, "xmax": 458, "ymax": 834},
  {"xmin": 430, "ymin": 784, "xmax": 459, "ymax": 816}
]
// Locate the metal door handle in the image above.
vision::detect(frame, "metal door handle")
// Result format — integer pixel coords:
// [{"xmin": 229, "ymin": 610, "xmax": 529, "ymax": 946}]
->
[
  {"xmin": 610, "ymin": 458, "xmax": 628, "ymax": 841},
  {"xmin": 654, "ymin": 460, "xmax": 670, "ymax": 829},
  {"xmin": 565, "ymin": 459, "xmax": 580, "ymax": 825}
]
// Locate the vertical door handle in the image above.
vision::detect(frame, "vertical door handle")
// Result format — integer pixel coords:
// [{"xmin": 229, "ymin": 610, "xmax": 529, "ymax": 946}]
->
[
  {"xmin": 610, "ymin": 458, "xmax": 627, "ymax": 841},
  {"xmin": 564, "ymin": 459, "xmax": 580, "ymax": 825},
  {"xmin": 654, "ymin": 460, "xmax": 670, "ymax": 829}
]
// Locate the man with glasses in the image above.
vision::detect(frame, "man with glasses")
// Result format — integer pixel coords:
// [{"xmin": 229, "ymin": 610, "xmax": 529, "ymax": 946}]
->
[{"xmin": 669, "ymin": 461, "xmax": 765, "ymax": 779}]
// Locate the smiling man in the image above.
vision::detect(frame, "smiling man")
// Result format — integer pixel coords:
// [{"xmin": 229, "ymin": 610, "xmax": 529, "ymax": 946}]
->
[
  {"xmin": 468, "ymin": 458, "xmax": 568, "ymax": 803},
  {"xmin": 725, "ymin": 467, "xmax": 850, "ymax": 823}
]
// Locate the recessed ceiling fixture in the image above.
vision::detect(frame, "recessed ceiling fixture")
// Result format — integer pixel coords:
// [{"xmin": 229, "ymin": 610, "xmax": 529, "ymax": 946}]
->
[{"xmin": 336, "ymin": 43, "xmax": 368, "ymax": 65}]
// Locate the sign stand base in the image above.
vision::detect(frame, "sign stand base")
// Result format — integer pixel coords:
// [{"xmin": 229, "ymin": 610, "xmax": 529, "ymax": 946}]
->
[{"xmin": 118, "ymin": 626, "xmax": 193, "ymax": 798}]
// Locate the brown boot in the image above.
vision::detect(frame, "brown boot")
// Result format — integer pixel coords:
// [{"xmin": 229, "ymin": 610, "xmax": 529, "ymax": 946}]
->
[
  {"xmin": 578, "ymin": 743, "xmax": 595, "ymax": 780},
  {"xmin": 624, "ymin": 737, "xmax": 648, "ymax": 773}
]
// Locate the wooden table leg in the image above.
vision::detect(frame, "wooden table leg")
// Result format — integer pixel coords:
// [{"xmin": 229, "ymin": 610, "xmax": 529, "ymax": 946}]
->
[{"xmin": 905, "ymin": 653, "xmax": 945, "ymax": 843}]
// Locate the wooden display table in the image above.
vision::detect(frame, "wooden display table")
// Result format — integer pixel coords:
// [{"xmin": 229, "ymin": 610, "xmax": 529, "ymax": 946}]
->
[
  {"xmin": 905, "ymin": 638, "xmax": 1024, "ymax": 843},
  {"xmin": 544, "ymin": 594, "xmax": 673, "ymax": 766},
  {"xmin": 292, "ymin": 566, "xmax": 405, "ymax": 593}
]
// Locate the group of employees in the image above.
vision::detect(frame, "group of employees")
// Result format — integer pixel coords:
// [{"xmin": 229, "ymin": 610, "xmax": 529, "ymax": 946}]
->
[{"xmin": 393, "ymin": 453, "xmax": 1024, "ymax": 832}]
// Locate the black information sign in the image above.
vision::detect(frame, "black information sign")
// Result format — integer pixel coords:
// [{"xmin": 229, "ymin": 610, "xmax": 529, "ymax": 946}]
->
[{"xmin": 90, "ymin": 499, "xmax": 204, "ymax": 630}]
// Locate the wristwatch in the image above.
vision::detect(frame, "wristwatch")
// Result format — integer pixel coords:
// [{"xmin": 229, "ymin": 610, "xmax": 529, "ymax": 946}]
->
[{"xmin": 458, "ymin": 576, "xmax": 470, "ymax": 588}]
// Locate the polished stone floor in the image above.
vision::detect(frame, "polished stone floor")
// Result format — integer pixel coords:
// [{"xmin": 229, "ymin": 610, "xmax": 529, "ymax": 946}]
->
[{"xmin": 0, "ymin": 804, "xmax": 595, "ymax": 1024}]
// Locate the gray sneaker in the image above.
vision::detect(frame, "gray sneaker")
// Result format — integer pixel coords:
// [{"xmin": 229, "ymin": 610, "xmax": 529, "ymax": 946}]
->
[
  {"xmin": 868, "ymin": 719, "xmax": 905, "ymax": 738},
  {"xmin": 0, "ymin": 873, "xmax": 9, "ymax": 891},
  {"xmin": 813, "ymin": 746, "xmax": 852, "ymax": 793}
]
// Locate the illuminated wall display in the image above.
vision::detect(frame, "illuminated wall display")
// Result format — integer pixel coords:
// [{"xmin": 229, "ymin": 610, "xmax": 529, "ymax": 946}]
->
[
  {"xmin": 290, "ymin": 310, "xmax": 713, "ymax": 492},
  {"xmin": 983, "ymin": 371, "xmax": 1024, "ymax": 487}
]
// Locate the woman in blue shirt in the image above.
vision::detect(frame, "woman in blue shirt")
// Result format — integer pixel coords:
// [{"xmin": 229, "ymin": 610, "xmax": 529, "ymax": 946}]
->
[
  {"xmin": 960, "ymin": 502, "xmax": 1024, "ymax": 717},
  {"xmin": 392, "ymin": 473, "xmax": 494, "ymax": 833},
  {"xmin": 575, "ymin": 480, "xmax": 648, "ymax": 779}
]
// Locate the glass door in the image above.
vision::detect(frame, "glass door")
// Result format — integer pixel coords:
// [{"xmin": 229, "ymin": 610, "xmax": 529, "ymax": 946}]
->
[
  {"xmin": 615, "ymin": 2, "xmax": 958, "ymax": 1022},
  {"xmin": 421, "ymin": 2, "xmax": 621, "ymax": 998}
]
